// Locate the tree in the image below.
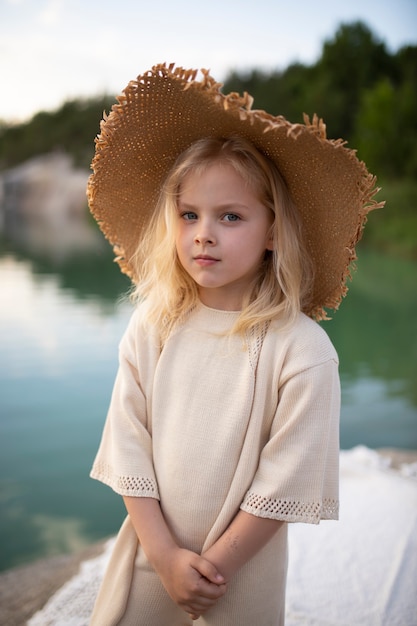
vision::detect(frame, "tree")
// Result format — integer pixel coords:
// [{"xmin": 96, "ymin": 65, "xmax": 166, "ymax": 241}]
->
[
  {"xmin": 315, "ymin": 21, "xmax": 394, "ymax": 138},
  {"xmin": 0, "ymin": 95, "xmax": 115, "ymax": 169},
  {"xmin": 223, "ymin": 63, "xmax": 316, "ymax": 124},
  {"xmin": 354, "ymin": 75, "xmax": 417, "ymax": 178}
]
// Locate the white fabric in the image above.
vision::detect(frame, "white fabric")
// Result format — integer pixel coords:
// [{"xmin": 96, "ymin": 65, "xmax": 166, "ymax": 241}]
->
[
  {"xmin": 285, "ymin": 446, "xmax": 417, "ymax": 626},
  {"xmin": 28, "ymin": 447, "xmax": 417, "ymax": 626}
]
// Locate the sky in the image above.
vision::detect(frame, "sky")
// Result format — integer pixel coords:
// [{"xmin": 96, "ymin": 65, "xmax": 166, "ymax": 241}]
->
[{"xmin": 1, "ymin": 0, "xmax": 417, "ymax": 124}]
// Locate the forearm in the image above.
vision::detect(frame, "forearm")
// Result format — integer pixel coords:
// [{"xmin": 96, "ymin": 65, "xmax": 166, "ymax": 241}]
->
[
  {"xmin": 123, "ymin": 495, "xmax": 177, "ymax": 572},
  {"xmin": 203, "ymin": 510, "xmax": 284, "ymax": 580}
]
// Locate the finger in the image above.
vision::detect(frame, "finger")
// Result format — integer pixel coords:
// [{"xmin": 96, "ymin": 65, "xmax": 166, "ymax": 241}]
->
[
  {"xmin": 196, "ymin": 577, "xmax": 227, "ymax": 600},
  {"xmin": 195, "ymin": 557, "xmax": 225, "ymax": 585},
  {"xmin": 182, "ymin": 595, "xmax": 217, "ymax": 616},
  {"xmin": 184, "ymin": 596, "xmax": 215, "ymax": 613}
]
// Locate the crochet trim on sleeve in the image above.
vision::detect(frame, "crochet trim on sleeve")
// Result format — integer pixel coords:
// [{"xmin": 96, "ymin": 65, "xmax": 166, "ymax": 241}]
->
[
  {"xmin": 241, "ymin": 491, "xmax": 339, "ymax": 524},
  {"xmin": 90, "ymin": 461, "xmax": 160, "ymax": 499}
]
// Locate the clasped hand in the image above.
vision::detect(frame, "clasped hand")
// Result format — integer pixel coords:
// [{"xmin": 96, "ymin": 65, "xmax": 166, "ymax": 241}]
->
[{"xmin": 156, "ymin": 546, "xmax": 227, "ymax": 620}]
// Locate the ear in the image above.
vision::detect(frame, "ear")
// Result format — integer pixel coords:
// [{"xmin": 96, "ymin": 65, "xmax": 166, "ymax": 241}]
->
[{"xmin": 265, "ymin": 229, "xmax": 274, "ymax": 251}]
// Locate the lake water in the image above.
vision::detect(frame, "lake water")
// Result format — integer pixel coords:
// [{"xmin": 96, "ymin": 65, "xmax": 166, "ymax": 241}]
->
[{"xmin": 1, "ymin": 230, "xmax": 416, "ymax": 572}]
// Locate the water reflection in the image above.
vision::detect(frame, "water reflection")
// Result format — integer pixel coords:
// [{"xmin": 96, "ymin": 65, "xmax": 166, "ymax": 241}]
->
[
  {"xmin": 1, "ymin": 224, "xmax": 130, "ymax": 305},
  {"xmin": 0, "ymin": 250, "xmax": 130, "ymax": 570},
  {"xmin": 324, "ymin": 252, "xmax": 417, "ymax": 411},
  {"xmin": 0, "ymin": 209, "xmax": 416, "ymax": 571}
]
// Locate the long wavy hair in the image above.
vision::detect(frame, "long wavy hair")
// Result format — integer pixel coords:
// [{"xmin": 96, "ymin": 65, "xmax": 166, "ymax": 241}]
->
[{"xmin": 131, "ymin": 136, "xmax": 313, "ymax": 340}]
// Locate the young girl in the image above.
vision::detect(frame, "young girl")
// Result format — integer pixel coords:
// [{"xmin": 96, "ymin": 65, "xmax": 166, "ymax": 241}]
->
[{"xmin": 87, "ymin": 64, "xmax": 382, "ymax": 625}]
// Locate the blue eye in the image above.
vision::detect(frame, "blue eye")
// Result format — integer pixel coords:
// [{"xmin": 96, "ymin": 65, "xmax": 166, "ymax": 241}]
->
[
  {"xmin": 181, "ymin": 211, "xmax": 198, "ymax": 221},
  {"xmin": 223, "ymin": 213, "xmax": 240, "ymax": 222}
]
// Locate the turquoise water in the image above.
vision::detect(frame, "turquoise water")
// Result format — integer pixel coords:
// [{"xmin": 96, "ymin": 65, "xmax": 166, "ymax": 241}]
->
[{"xmin": 0, "ymin": 240, "xmax": 416, "ymax": 571}]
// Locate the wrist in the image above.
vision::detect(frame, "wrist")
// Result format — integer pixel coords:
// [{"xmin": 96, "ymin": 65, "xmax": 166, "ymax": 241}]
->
[
  {"xmin": 202, "ymin": 544, "xmax": 236, "ymax": 581},
  {"xmin": 148, "ymin": 540, "xmax": 179, "ymax": 576}
]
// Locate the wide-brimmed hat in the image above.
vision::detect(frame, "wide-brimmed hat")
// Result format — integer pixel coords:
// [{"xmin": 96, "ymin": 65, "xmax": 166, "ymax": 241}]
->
[{"xmin": 87, "ymin": 62, "xmax": 383, "ymax": 319}]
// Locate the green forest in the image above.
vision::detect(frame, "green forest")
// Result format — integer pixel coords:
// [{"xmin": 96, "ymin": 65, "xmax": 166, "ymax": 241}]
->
[{"xmin": 1, "ymin": 21, "xmax": 416, "ymax": 258}]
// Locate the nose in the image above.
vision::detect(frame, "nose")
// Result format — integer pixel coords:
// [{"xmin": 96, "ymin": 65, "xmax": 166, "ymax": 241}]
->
[
  {"xmin": 194, "ymin": 221, "xmax": 216, "ymax": 245},
  {"xmin": 194, "ymin": 233, "xmax": 215, "ymax": 245}
]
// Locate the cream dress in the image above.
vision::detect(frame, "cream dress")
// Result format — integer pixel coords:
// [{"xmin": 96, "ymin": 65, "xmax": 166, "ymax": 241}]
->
[{"xmin": 90, "ymin": 303, "xmax": 340, "ymax": 625}]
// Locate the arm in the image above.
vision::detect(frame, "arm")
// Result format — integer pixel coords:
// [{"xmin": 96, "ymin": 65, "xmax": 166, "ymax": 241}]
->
[
  {"xmin": 123, "ymin": 496, "xmax": 227, "ymax": 617},
  {"xmin": 203, "ymin": 509, "xmax": 284, "ymax": 581}
]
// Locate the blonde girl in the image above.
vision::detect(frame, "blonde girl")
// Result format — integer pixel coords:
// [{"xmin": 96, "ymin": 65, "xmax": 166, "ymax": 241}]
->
[{"xmin": 87, "ymin": 64, "xmax": 382, "ymax": 626}]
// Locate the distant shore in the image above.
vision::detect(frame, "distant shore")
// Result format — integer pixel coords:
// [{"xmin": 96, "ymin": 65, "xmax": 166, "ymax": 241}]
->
[{"xmin": 1, "ymin": 447, "xmax": 416, "ymax": 626}]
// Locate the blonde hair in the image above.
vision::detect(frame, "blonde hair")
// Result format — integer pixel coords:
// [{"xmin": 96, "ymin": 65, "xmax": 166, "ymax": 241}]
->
[{"xmin": 131, "ymin": 136, "xmax": 313, "ymax": 340}]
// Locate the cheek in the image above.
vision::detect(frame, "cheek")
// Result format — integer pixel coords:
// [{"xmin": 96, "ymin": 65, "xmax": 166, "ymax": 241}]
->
[
  {"xmin": 237, "ymin": 226, "xmax": 272, "ymax": 255},
  {"xmin": 174, "ymin": 222, "xmax": 184, "ymax": 245},
  {"xmin": 175, "ymin": 227, "xmax": 189, "ymax": 259}
]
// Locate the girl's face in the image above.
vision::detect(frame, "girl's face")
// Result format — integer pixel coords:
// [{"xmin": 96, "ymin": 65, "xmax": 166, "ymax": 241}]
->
[{"xmin": 175, "ymin": 161, "xmax": 274, "ymax": 311}]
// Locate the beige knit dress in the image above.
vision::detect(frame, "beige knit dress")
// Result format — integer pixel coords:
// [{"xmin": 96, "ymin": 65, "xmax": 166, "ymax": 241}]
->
[{"xmin": 90, "ymin": 303, "xmax": 340, "ymax": 626}]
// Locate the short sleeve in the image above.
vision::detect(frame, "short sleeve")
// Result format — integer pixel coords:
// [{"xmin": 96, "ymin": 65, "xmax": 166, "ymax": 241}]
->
[
  {"xmin": 241, "ymin": 357, "xmax": 340, "ymax": 524},
  {"xmin": 90, "ymin": 311, "xmax": 161, "ymax": 499}
]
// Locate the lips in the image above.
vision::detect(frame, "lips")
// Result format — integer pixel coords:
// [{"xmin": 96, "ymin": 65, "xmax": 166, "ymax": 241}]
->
[{"xmin": 194, "ymin": 254, "xmax": 219, "ymax": 266}]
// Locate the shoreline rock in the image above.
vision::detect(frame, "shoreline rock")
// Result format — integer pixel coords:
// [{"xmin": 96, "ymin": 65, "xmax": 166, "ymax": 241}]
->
[
  {"xmin": 0, "ymin": 541, "xmax": 108, "ymax": 626},
  {"xmin": 374, "ymin": 447, "xmax": 417, "ymax": 470}
]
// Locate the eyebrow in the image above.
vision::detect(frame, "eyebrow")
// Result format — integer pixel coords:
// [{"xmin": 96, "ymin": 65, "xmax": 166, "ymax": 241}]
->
[{"xmin": 177, "ymin": 201, "xmax": 250, "ymax": 212}]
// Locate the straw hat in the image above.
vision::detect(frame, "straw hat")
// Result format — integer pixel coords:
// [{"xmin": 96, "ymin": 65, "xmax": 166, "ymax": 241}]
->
[{"xmin": 87, "ymin": 62, "xmax": 383, "ymax": 319}]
